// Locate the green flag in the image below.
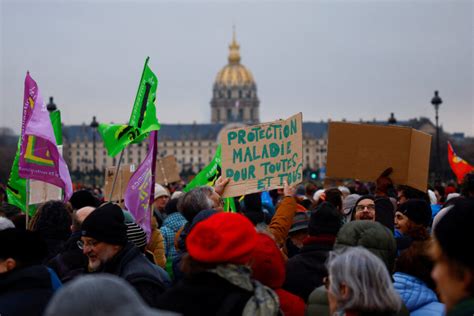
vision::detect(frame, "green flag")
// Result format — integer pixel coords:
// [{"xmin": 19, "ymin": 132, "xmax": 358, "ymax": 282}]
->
[
  {"xmin": 6, "ymin": 110, "xmax": 64, "ymax": 215},
  {"xmin": 184, "ymin": 145, "xmax": 236, "ymax": 212},
  {"xmin": 50, "ymin": 110, "xmax": 63, "ymax": 146},
  {"xmin": 99, "ymin": 57, "xmax": 160, "ymax": 157}
]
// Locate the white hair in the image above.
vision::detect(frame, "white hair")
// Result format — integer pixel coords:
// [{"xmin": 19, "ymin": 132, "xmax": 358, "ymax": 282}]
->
[
  {"xmin": 327, "ymin": 247, "xmax": 402, "ymax": 313},
  {"xmin": 0, "ymin": 217, "xmax": 15, "ymax": 231}
]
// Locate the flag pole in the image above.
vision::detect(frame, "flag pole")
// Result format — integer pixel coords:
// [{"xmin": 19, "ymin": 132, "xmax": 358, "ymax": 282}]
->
[
  {"xmin": 109, "ymin": 149, "xmax": 125, "ymax": 202},
  {"xmin": 25, "ymin": 179, "xmax": 30, "ymax": 229}
]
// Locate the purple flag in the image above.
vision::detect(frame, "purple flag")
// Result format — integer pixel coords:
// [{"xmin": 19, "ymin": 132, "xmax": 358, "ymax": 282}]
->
[
  {"xmin": 124, "ymin": 131, "xmax": 158, "ymax": 240},
  {"xmin": 18, "ymin": 72, "xmax": 73, "ymax": 202}
]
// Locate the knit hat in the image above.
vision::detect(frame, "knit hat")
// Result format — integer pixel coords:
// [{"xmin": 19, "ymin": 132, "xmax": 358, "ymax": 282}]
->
[
  {"xmin": 342, "ymin": 194, "xmax": 361, "ymax": 217},
  {"xmin": 0, "ymin": 228, "xmax": 47, "ymax": 264},
  {"xmin": 69, "ymin": 190, "xmax": 99, "ymax": 210},
  {"xmin": 398, "ymin": 199, "xmax": 431, "ymax": 227},
  {"xmin": 434, "ymin": 198, "xmax": 474, "ymax": 268},
  {"xmin": 250, "ymin": 233, "xmax": 285, "ymax": 289},
  {"xmin": 81, "ymin": 203, "xmax": 127, "ymax": 245},
  {"xmin": 126, "ymin": 222, "xmax": 147, "ymax": 249},
  {"xmin": 186, "ymin": 212, "xmax": 257, "ymax": 264},
  {"xmin": 289, "ymin": 211, "xmax": 309, "ymax": 234},
  {"xmin": 154, "ymin": 184, "xmax": 170, "ymax": 199},
  {"xmin": 308, "ymin": 202, "xmax": 343, "ymax": 236}
]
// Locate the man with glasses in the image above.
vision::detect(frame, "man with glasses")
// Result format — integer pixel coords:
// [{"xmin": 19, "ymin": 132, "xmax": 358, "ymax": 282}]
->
[{"xmin": 80, "ymin": 203, "xmax": 170, "ymax": 307}]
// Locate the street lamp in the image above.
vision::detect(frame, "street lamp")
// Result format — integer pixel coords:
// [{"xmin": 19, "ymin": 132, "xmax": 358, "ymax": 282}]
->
[
  {"xmin": 47, "ymin": 97, "xmax": 57, "ymax": 112},
  {"xmin": 431, "ymin": 90, "xmax": 442, "ymax": 179},
  {"xmin": 90, "ymin": 116, "xmax": 99, "ymax": 188}
]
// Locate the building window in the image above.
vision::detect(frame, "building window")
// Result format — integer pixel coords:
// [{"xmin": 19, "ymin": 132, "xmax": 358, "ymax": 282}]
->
[
  {"xmin": 227, "ymin": 90, "xmax": 231, "ymax": 99},
  {"xmin": 227, "ymin": 108, "xmax": 232, "ymax": 120},
  {"xmin": 239, "ymin": 90, "xmax": 242, "ymax": 98}
]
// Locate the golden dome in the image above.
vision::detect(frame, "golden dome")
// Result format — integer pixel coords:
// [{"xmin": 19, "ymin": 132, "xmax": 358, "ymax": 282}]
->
[{"xmin": 214, "ymin": 30, "xmax": 255, "ymax": 87}]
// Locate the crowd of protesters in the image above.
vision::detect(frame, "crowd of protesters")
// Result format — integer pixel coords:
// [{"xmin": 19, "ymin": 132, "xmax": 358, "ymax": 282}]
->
[{"xmin": 0, "ymin": 171, "xmax": 473, "ymax": 316}]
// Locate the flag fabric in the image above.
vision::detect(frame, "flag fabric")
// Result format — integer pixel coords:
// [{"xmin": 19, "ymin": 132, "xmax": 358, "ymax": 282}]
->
[
  {"xmin": 6, "ymin": 138, "xmax": 30, "ymax": 213},
  {"xmin": 18, "ymin": 72, "xmax": 73, "ymax": 202},
  {"xmin": 99, "ymin": 57, "xmax": 160, "ymax": 157},
  {"xmin": 448, "ymin": 141, "xmax": 473, "ymax": 184},
  {"xmin": 184, "ymin": 145, "xmax": 236, "ymax": 212},
  {"xmin": 50, "ymin": 110, "xmax": 63, "ymax": 146},
  {"xmin": 124, "ymin": 131, "xmax": 158, "ymax": 240}
]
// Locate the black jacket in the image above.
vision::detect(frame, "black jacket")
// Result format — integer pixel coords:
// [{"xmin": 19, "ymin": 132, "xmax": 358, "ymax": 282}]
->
[
  {"xmin": 99, "ymin": 242, "xmax": 170, "ymax": 308},
  {"xmin": 155, "ymin": 271, "xmax": 253, "ymax": 316},
  {"xmin": 0, "ymin": 265, "xmax": 54, "ymax": 316},
  {"xmin": 283, "ymin": 235, "xmax": 335, "ymax": 301},
  {"xmin": 48, "ymin": 231, "xmax": 88, "ymax": 283}
]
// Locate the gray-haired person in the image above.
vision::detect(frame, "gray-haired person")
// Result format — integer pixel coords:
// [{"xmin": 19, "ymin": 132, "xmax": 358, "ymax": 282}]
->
[{"xmin": 325, "ymin": 247, "xmax": 402, "ymax": 316}]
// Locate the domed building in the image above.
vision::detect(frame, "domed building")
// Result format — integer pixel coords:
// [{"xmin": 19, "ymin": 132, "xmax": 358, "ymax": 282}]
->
[{"xmin": 211, "ymin": 32, "xmax": 259, "ymax": 124}]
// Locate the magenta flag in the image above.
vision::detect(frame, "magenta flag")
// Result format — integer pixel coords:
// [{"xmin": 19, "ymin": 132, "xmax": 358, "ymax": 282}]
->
[
  {"xmin": 18, "ymin": 72, "xmax": 73, "ymax": 202},
  {"xmin": 124, "ymin": 130, "xmax": 158, "ymax": 240}
]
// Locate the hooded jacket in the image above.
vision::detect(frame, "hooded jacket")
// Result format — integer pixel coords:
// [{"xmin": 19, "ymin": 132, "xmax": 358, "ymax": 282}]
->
[
  {"xmin": 393, "ymin": 272, "xmax": 444, "ymax": 316},
  {"xmin": 306, "ymin": 221, "xmax": 409, "ymax": 316},
  {"xmin": 0, "ymin": 265, "xmax": 54, "ymax": 316}
]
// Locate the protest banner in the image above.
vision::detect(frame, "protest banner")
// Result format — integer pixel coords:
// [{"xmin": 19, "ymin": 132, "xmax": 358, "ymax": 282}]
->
[
  {"xmin": 104, "ymin": 164, "xmax": 135, "ymax": 202},
  {"xmin": 28, "ymin": 180, "xmax": 62, "ymax": 204},
  {"xmin": 326, "ymin": 122, "xmax": 432, "ymax": 192},
  {"xmin": 155, "ymin": 155, "xmax": 181, "ymax": 185},
  {"xmin": 221, "ymin": 113, "xmax": 303, "ymax": 198}
]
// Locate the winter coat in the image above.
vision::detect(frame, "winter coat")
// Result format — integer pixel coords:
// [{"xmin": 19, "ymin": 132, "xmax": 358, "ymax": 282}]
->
[
  {"xmin": 154, "ymin": 265, "xmax": 280, "ymax": 316},
  {"xmin": 146, "ymin": 216, "xmax": 167, "ymax": 268},
  {"xmin": 393, "ymin": 272, "xmax": 445, "ymax": 316},
  {"xmin": 97, "ymin": 242, "xmax": 171, "ymax": 308},
  {"xmin": 160, "ymin": 212, "xmax": 187, "ymax": 261},
  {"xmin": 47, "ymin": 231, "xmax": 88, "ymax": 283},
  {"xmin": 447, "ymin": 298, "xmax": 474, "ymax": 316},
  {"xmin": 269, "ymin": 196, "xmax": 298, "ymax": 249},
  {"xmin": 306, "ymin": 221, "xmax": 408, "ymax": 316},
  {"xmin": 283, "ymin": 235, "xmax": 335, "ymax": 301},
  {"xmin": 0, "ymin": 265, "xmax": 54, "ymax": 316}
]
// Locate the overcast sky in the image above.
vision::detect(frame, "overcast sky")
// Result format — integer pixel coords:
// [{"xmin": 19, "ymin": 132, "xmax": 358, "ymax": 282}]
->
[{"xmin": 1, "ymin": 0, "xmax": 473, "ymax": 136}]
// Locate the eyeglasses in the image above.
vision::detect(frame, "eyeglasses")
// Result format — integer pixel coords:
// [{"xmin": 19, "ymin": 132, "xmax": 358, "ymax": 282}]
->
[
  {"xmin": 77, "ymin": 239, "xmax": 101, "ymax": 250},
  {"xmin": 355, "ymin": 204, "xmax": 375, "ymax": 212},
  {"xmin": 323, "ymin": 276, "xmax": 330, "ymax": 290}
]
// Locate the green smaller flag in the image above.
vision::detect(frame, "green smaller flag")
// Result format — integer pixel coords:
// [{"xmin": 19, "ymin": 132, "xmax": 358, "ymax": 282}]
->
[
  {"xmin": 49, "ymin": 110, "xmax": 63, "ymax": 146},
  {"xmin": 99, "ymin": 57, "xmax": 160, "ymax": 157},
  {"xmin": 184, "ymin": 145, "xmax": 236, "ymax": 212}
]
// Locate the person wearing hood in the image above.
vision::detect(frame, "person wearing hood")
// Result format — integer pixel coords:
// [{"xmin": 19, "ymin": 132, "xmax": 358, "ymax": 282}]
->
[
  {"xmin": 44, "ymin": 274, "xmax": 177, "ymax": 316},
  {"xmin": 155, "ymin": 212, "xmax": 280, "ymax": 316},
  {"xmin": 431, "ymin": 198, "xmax": 474, "ymax": 316},
  {"xmin": 283, "ymin": 201, "xmax": 343, "ymax": 301},
  {"xmin": 306, "ymin": 220, "xmax": 409, "ymax": 316},
  {"xmin": 251, "ymin": 232, "xmax": 306, "ymax": 316},
  {"xmin": 0, "ymin": 229, "xmax": 56, "ymax": 316}
]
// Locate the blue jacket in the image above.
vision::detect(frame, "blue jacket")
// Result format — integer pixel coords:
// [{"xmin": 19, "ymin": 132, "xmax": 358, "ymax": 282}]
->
[{"xmin": 394, "ymin": 272, "xmax": 445, "ymax": 316}]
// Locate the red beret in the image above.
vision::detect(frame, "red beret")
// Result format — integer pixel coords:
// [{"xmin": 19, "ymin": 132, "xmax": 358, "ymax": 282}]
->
[
  {"xmin": 186, "ymin": 212, "xmax": 257, "ymax": 265},
  {"xmin": 250, "ymin": 233, "xmax": 286, "ymax": 289}
]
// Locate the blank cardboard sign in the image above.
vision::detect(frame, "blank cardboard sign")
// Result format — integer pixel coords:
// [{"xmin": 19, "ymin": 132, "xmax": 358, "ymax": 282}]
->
[
  {"xmin": 221, "ymin": 113, "xmax": 303, "ymax": 198},
  {"xmin": 104, "ymin": 164, "xmax": 135, "ymax": 202},
  {"xmin": 326, "ymin": 122, "xmax": 432, "ymax": 192},
  {"xmin": 155, "ymin": 155, "xmax": 181, "ymax": 185}
]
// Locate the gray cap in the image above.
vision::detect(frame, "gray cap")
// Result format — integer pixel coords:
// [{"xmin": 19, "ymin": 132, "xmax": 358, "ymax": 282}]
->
[{"xmin": 44, "ymin": 274, "xmax": 178, "ymax": 316}]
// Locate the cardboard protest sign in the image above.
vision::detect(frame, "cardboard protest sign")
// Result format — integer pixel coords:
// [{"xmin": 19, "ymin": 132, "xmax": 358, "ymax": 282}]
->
[
  {"xmin": 155, "ymin": 155, "xmax": 181, "ymax": 185},
  {"xmin": 221, "ymin": 113, "xmax": 303, "ymax": 197},
  {"xmin": 29, "ymin": 180, "xmax": 62, "ymax": 204},
  {"xmin": 326, "ymin": 122, "xmax": 432, "ymax": 192},
  {"xmin": 104, "ymin": 164, "xmax": 135, "ymax": 202}
]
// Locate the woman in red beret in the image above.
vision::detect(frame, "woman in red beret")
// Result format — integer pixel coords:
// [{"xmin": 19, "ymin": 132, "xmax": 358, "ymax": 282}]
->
[{"xmin": 154, "ymin": 212, "xmax": 280, "ymax": 316}]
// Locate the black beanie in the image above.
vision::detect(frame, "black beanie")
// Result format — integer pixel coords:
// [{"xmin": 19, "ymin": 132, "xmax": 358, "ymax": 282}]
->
[
  {"xmin": 69, "ymin": 190, "xmax": 100, "ymax": 210},
  {"xmin": 434, "ymin": 198, "xmax": 474, "ymax": 267},
  {"xmin": 398, "ymin": 199, "xmax": 431, "ymax": 227},
  {"xmin": 308, "ymin": 202, "xmax": 343, "ymax": 236},
  {"xmin": 81, "ymin": 203, "xmax": 127, "ymax": 245},
  {"xmin": 0, "ymin": 228, "xmax": 47, "ymax": 265}
]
